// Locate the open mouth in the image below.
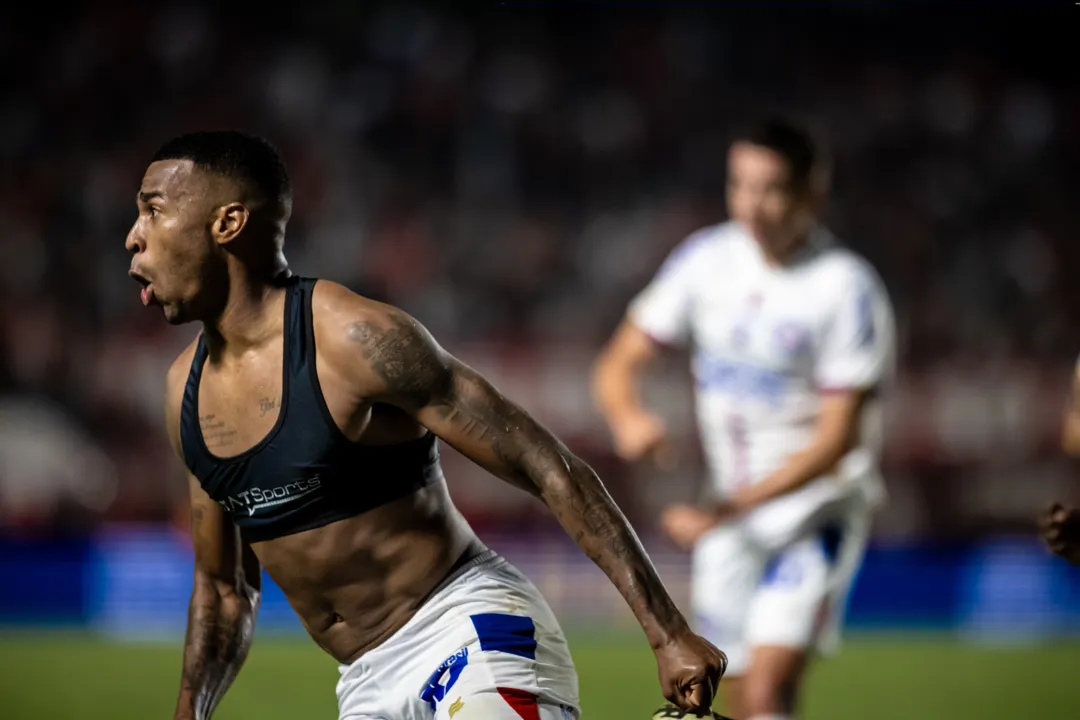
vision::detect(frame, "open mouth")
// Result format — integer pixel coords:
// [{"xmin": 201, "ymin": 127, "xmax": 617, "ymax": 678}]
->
[{"xmin": 128, "ymin": 269, "xmax": 156, "ymax": 307}]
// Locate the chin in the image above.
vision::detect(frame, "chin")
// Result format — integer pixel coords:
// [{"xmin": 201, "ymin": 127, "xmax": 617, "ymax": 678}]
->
[
  {"xmin": 161, "ymin": 303, "xmax": 195, "ymax": 325},
  {"xmin": 744, "ymin": 223, "xmax": 774, "ymax": 244},
  {"xmin": 755, "ymin": 232, "xmax": 794, "ymax": 255}
]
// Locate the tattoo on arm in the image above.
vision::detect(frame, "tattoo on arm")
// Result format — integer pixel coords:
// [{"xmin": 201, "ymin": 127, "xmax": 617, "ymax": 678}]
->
[
  {"xmin": 351, "ymin": 312, "xmax": 686, "ymax": 647},
  {"xmin": 348, "ymin": 319, "xmax": 451, "ymax": 408},
  {"xmin": 177, "ymin": 502, "xmax": 258, "ymax": 720}
]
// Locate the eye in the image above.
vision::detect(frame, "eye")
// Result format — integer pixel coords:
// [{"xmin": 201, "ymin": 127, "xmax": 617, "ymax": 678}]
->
[{"xmin": 147, "ymin": 205, "xmax": 160, "ymax": 218}]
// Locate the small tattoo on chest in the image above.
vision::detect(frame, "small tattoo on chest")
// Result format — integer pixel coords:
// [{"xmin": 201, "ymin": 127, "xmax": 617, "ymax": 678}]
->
[
  {"xmin": 259, "ymin": 396, "xmax": 280, "ymax": 417},
  {"xmin": 199, "ymin": 413, "xmax": 238, "ymax": 448}
]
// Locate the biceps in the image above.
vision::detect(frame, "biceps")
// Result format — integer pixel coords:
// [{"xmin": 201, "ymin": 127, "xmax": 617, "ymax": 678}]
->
[
  {"xmin": 188, "ymin": 476, "xmax": 257, "ymax": 588},
  {"xmin": 413, "ymin": 364, "xmax": 563, "ymax": 478}
]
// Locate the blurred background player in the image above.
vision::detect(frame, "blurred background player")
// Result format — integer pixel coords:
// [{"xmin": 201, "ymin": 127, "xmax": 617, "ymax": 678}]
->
[
  {"xmin": 1039, "ymin": 357, "xmax": 1080, "ymax": 564},
  {"xmin": 592, "ymin": 119, "xmax": 896, "ymax": 720}
]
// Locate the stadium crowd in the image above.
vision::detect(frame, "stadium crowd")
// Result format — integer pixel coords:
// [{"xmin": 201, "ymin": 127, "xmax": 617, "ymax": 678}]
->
[{"xmin": 0, "ymin": 4, "xmax": 1075, "ymax": 536}]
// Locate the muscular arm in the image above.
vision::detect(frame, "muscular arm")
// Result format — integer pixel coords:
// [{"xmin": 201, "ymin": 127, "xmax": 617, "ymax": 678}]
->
[
  {"xmin": 164, "ymin": 354, "xmax": 260, "ymax": 720},
  {"xmin": 347, "ymin": 309, "xmax": 690, "ymax": 649},
  {"xmin": 175, "ymin": 477, "xmax": 261, "ymax": 720}
]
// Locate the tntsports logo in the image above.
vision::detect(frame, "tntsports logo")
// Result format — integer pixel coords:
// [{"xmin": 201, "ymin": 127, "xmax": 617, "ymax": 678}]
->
[{"xmin": 216, "ymin": 475, "xmax": 321, "ymax": 517}]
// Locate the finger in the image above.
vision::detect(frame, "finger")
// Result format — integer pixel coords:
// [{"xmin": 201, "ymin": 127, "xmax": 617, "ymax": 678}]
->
[
  {"xmin": 1037, "ymin": 513, "xmax": 1054, "ymax": 531},
  {"xmin": 1039, "ymin": 503, "xmax": 1064, "ymax": 527},
  {"xmin": 714, "ymin": 649, "xmax": 729, "ymax": 682},
  {"xmin": 684, "ymin": 681, "xmax": 710, "ymax": 714}
]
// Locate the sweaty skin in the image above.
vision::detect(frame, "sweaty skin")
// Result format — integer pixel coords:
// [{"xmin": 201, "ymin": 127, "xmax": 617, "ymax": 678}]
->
[
  {"xmin": 131, "ymin": 149, "xmax": 723, "ymax": 719},
  {"xmin": 165, "ymin": 302, "xmax": 481, "ymax": 664},
  {"xmin": 163, "ymin": 280, "xmax": 723, "ymax": 718}
]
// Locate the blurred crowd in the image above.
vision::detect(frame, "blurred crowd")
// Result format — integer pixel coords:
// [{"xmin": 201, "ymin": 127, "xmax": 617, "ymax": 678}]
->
[{"xmin": 0, "ymin": 3, "xmax": 1077, "ymax": 536}]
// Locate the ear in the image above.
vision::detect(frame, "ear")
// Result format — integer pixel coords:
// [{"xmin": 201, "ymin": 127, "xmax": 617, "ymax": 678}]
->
[{"xmin": 210, "ymin": 203, "xmax": 249, "ymax": 245}]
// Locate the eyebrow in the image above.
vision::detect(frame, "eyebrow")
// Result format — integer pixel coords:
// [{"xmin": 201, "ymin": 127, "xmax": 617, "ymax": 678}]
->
[{"xmin": 137, "ymin": 190, "xmax": 165, "ymax": 203}]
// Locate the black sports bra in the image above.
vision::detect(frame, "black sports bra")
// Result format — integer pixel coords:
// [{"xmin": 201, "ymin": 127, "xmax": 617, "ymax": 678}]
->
[{"xmin": 179, "ymin": 276, "xmax": 443, "ymax": 543}]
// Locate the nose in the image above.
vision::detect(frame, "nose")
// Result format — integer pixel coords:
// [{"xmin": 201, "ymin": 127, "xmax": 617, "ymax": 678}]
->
[
  {"xmin": 740, "ymin": 190, "xmax": 768, "ymax": 223},
  {"xmin": 125, "ymin": 224, "xmax": 144, "ymax": 255}
]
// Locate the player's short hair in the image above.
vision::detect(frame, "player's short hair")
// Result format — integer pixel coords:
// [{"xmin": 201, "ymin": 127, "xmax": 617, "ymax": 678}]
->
[
  {"xmin": 732, "ymin": 118, "xmax": 830, "ymax": 192},
  {"xmin": 151, "ymin": 131, "xmax": 292, "ymax": 216}
]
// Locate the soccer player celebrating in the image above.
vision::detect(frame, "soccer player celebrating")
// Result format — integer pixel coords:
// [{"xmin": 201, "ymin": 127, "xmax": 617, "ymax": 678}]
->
[{"xmin": 126, "ymin": 131, "xmax": 726, "ymax": 720}]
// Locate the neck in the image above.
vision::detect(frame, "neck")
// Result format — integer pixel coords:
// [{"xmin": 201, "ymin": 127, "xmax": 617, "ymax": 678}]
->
[
  {"xmin": 759, "ymin": 226, "xmax": 815, "ymax": 268},
  {"xmin": 201, "ymin": 257, "xmax": 291, "ymax": 359}
]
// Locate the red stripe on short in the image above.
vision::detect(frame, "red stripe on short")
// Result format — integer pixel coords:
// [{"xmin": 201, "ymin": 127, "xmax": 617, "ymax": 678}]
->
[{"xmin": 497, "ymin": 687, "xmax": 541, "ymax": 720}]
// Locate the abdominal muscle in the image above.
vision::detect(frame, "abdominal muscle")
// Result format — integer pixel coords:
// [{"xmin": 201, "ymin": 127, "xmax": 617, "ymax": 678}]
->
[{"xmin": 249, "ymin": 481, "xmax": 487, "ymax": 664}]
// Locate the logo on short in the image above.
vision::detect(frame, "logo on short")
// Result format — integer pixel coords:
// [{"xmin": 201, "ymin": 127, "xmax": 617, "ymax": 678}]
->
[
  {"xmin": 448, "ymin": 697, "xmax": 464, "ymax": 718},
  {"xmin": 419, "ymin": 647, "xmax": 470, "ymax": 711}
]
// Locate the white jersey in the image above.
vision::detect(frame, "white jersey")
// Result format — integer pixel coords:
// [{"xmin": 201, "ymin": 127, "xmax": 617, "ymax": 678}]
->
[{"xmin": 629, "ymin": 222, "xmax": 895, "ymax": 545}]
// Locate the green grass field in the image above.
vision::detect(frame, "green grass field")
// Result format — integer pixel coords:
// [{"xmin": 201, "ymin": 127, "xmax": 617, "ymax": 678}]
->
[{"xmin": 0, "ymin": 631, "xmax": 1078, "ymax": 719}]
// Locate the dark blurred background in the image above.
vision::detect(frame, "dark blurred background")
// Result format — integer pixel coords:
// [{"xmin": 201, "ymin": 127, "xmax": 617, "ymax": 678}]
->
[{"xmin": 1, "ymin": 3, "xmax": 1079, "ymax": 718}]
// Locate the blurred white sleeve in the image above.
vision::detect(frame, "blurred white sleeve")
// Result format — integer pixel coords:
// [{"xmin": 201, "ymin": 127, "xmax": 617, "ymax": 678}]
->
[
  {"xmin": 626, "ymin": 230, "xmax": 708, "ymax": 348},
  {"xmin": 814, "ymin": 261, "xmax": 896, "ymax": 392}
]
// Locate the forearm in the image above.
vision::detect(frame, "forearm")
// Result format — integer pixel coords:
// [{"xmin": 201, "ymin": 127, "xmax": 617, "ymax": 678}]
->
[
  {"xmin": 730, "ymin": 440, "xmax": 847, "ymax": 510},
  {"xmin": 592, "ymin": 350, "xmax": 650, "ymax": 422},
  {"xmin": 176, "ymin": 573, "xmax": 259, "ymax": 719},
  {"xmin": 536, "ymin": 450, "xmax": 688, "ymax": 648},
  {"xmin": 346, "ymin": 310, "xmax": 685, "ymax": 643}
]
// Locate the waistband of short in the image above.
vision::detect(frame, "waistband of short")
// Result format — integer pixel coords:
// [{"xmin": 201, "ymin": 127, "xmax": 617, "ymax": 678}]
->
[
  {"xmin": 338, "ymin": 548, "xmax": 505, "ymax": 673},
  {"xmin": 424, "ymin": 547, "xmax": 503, "ymax": 601}
]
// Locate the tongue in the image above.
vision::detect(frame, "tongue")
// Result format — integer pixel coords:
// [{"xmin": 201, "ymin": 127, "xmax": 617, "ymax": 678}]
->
[{"xmin": 141, "ymin": 285, "xmax": 154, "ymax": 306}]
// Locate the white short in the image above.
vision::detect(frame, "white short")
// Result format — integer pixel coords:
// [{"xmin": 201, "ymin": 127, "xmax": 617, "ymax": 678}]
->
[
  {"xmin": 336, "ymin": 550, "xmax": 580, "ymax": 720},
  {"xmin": 690, "ymin": 494, "xmax": 872, "ymax": 676}
]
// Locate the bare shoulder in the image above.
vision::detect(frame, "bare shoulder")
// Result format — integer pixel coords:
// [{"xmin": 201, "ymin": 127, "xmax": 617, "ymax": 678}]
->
[
  {"xmin": 164, "ymin": 338, "xmax": 199, "ymax": 410},
  {"xmin": 163, "ymin": 336, "xmax": 200, "ymax": 457},
  {"xmin": 309, "ymin": 280, "xmax": 451, "ymax": 403},
  {"xmin": 311, "ymin": 279, "xmax": 404, "ymax": 334},
  {"xmin": 310, "ymin": 279, "xmax": 443, "ymax": 356}
]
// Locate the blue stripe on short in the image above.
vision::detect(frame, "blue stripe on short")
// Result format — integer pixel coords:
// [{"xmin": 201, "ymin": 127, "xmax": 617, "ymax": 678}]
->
[
  {"xmin": 470, "ymin": 613, "xmax": 537, "ymax": 660},
  {"xmin": 761, "ymin": 523, "xmax": 845, "ymax": 588}
]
